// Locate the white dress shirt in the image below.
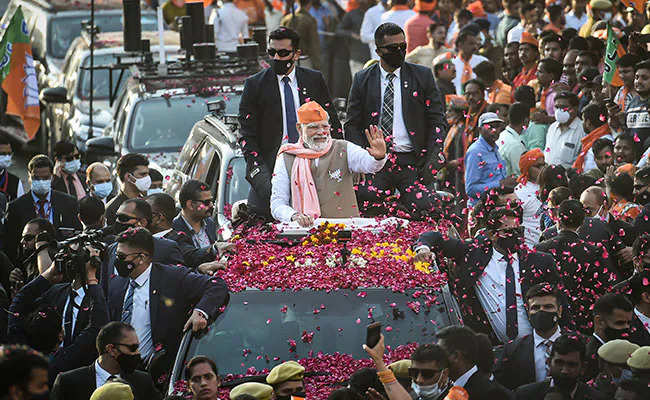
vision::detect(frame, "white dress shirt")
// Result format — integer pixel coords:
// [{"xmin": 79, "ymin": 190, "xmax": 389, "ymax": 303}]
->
[
  {"xmin": 380, "ymin": 9, "xmax": 416, "ymax": 28},
  {"xmin": 454, "ymin": 365, "xmax": 478, "ymax": 388},
  {"xmin": 95, "ymin": 359, "xmax": 120, "ymax": 389},
  {"xmin": 533, "ymin": 328, "xmax": 561, "ymax": 382},
  {"xmin": 514, "ymin": 181, "xmax": 542, "ymax": 248},
  {"xmin": 507, "ymin": 24, "xmax": 540, "ymax": 44},
  {"xmin": 153, "ymin": 228, "xmax": 173, "ymax": 238},
  {"xmin": 544, "ymin": 117, "xmax": 585, "ymax": 169},
  {"xmin": 62, "ymin": 285, "xmax": 86, "ymax": 339},
  {"xmin": 475, "ymin": 251, "xmax": 533, "ymax": 343},
  {"xmin": 270, "ymin": 142, "xmax": 387, "ymax": 222},
  {"xmin": 379, "ymin": 65, "xmax": 413, "ymax": 152},
  {"xmin": 451, "ymin": 54, "xmax": 488, "ymax": 95},
  {"xmin": 360, "ymin": 4, "xmax": 387, "ymax": 60},
  {"xmin": 565, "ymin": 11, "xmax": 588, "ymax": 31},
  {"xmin": 582, "ymin": 132, "xmax": 614, "ymax": 173},
  {"xmin": 277, "ymin": 67, "xmax": 300, "ymax": 143},
  {"xmin": 126, "ymin": 265, "xmax": 154, "ymax": 359},
  {"xmin": 635, "ymin": 308, "xmax": 650, "ymax": 335},
  {"xmin": 210, "ymin": 3, "xmax": 249, "ymax": 52}
]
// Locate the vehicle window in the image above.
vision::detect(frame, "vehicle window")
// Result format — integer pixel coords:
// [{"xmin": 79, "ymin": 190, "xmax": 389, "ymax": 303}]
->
[
  {"xmin": 188, "ymin": 141, "xmax": 216, "ymax": 183},
  {"xmin": 0, "ymin": 0, "xmax": 10, "ymax": 17},
  {"xmin": 29, "ymin": 14, "xmax": 45, "ymax": 56},
  {"xmin": 178, "ymin": 130, "xmax": 204, "ymax": 174},
  {"xmin": 61, "ymin": 42, "xmax": 81, "ymax": 77},
  {"xmin": 64, "ymin": 51, "xmax": 83, "ymax": 93},
  {"xmin": 78, "ymin": 53, "xmax": 132, "ymax": 100},
  {"xmin": 204, "ymin": 141, "xmax": 221, "ymax": 190},
  {"xmin": 128, "ymin": 96, "xmax": 217, "ymax": 153},
  {"xmin": 188, "ymin": 289, "xmax": 450, "ymax": 375},
  {"xmin": 224, "ymin": 157, "xmax": 250, "ymax": 206}
]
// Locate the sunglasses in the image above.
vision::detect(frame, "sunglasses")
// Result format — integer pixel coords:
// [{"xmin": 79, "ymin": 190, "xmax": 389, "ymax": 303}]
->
[
  {"xmin": 408, "ymin": 367, "xmax": 441, "ymax": 380},
  {"xmin": 116, "ymin": 214, "xmax": 137, "ymax": 223},
  {"xmin": 379, "ymin": 43, "xmax": 407, "ymax": 52},
  {"xmin": 113, "ymin": 342, "xmax": 140, "ymax": 352},
  {"xmin": 62, "ymin": 153, "xmax": 81, "ymax": 162},
  {"xmin": 267, "ymin": 48, "xmax": 294, "ymax": 57},
  {"xmin": 193, "ymin": 199, "xmax": 215, "ymax": 206},
  {"xmin": 21, "ymin": 234, "xmax": 36, "ymax": 242},
  {"xmin": 115, "ymin": 252, "xmax": 143, "ymax": 260}
]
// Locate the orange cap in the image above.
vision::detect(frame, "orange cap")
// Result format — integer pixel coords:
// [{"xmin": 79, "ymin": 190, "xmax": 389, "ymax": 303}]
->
[
  {"xmin": 297, "ymin": 101, "xmax": 329, "ymax": 124},
  {"xmin": 414, "ymin": 0, "xmax": 436, "ymax": 12},
  {"xmin": 520, "ymin": 31, "xmax": 539, "ymax": 48},
  {"xmin": 467, "ymin": 1, "xmax": 486, "ymax": 17}
]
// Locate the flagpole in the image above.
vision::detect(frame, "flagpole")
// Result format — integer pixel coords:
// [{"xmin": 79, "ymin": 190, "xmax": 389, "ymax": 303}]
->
[{"xmin": 88, "ymin": 0, "xmax": 95, "ymax": 139}]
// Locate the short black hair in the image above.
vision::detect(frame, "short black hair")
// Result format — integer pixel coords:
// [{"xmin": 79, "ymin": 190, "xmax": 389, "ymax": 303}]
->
[
  {"xmin": 146, "ymin": 193, "xmax": 177, "ymax": 222},
  {"xmin": 550, "ymin": 334, "xmax": 586, "ymax": 362},
  {"xmin": 525, "ymin": 282, "xmax": 561, "ymax": 305},
  {"xmin": 437, "ymin": 326, "xmax": 477, "ymax": 363},
  {"xmin": 456, "ymin": 29, "xmax": 477, "ymax": 47},
  {"xmin": 374, "ymin": 23, "xmax": 404, "ymax": 46},
  {"xmin": 185, "ymin": 355, "xmax": 219, "ymax": 380},
  {"xmin": 636, "ymin": 166, "xmax": 650, "ymax": 186},
  {"xmin": 558, "ymin": 199, "xmax": 585, "ymax": 229},
  {"xmin": 555, "ymin": 91, "xmax": 579, "ymax": 108},
  {"xmin": 568, "ymin": 36, "xmax": 588, "ymax": 51},
  {"xmin": 577, "ymin": 50, "xmax": 597, "ymax": 65},
  {"xmin": 427, "ymin": 23, "xmax": 445, "ymax": 35},
  {"xmin": 96, "ymin": 322, "xmax": 135, "ymax": 354},
  {"xmin": 508, "ymin": 103, "xmax": 529, "ymax": 126},
  {"xmin": 593, "ymin": 293, "xmax": 633, "ymax": 317},
  {"xmin": 617, "ymin": 378, "xmax": 650, "ymax": 399},
  {"xmin": 349, "ymin": 368, "xmax": 385, "ymax": 399},
  {"xmin": 632, "ymin": 234, "xmax": 650, "ymax": 258},
  {"xmin": 542, "ymin": 32, "xmax": 566, "ymax": 49},
  {"xmin": 539, "ymin": 58, "xmax": 563, "ymax": 81},
  {"xmin": 0, "ymin": 345, "xmax": 49, "ymax": 395},
  {"xmin": 629, "ymin": 270, "xmax": 650, "ymax": 306},
  {"xmin": 456, "ymin": 8, "xmax": 473, "ymax": 21},
  {"xmin": 547, "ymin": 5, "xmax": 562, "ymax": 22},
  {"xmin": 463, "ymin": 78, "xmax": 485, "ymax": 93},
  {"xmin": 25, "ymin": 304, "xmax": 62, "ymax": 353},
  {"xmin": 269, "ymin": 26, "xmax": 300, "ymax": 49},
  {"xmin": 539, "ymin": 165, "xmax": 569, "ymax": 202},
  {"xmin": 0, "ymin": 136, "xmax": 10, "ymax": 146},
  {"xmin": 607, "ymin": 172, "xmax": 634, "ymax": 202},
  {"xmin": 485, "ymin": 206, "xmax": 523, "ymax": 232},
  {"xmin": 547, "ymin": 186, "xmax": 571, "ymax": 207},
  {"xmin": 122, "ymin": 198, "xmax": 153, "ymax": 223},
  {"xmin": 326, "ymin": 388, "xmax": 357, "ymax": 400},
  {"xmin": 514, "ymin": 85, "xmax": 535, "ymax": 109},
  {"xmin": 473, "ymin": 61, "xmax": 496, "ymax": 84},
  {"xmin": 28, "ymin": 154, "xmax": 53, "ymax": 173},
  {"xmin": 581, "ymin": 103, "xmax": 607, "ymax": 129},
  {"xmin": 592, "ymin": 138, "xmax": 613, "ymax": 158},
  {"xmin": 79, "ymin": 195, "xmax": 105, "ymax": 226},
  {"xmin": 562, "ymin": 28, "xmax": 578, "ymax": 43},
  {"xmin": 521, "ymin": 2, "xmax": 536, "ymax": 14},
  {"xmin": 149, "ymin": 168, "xmax": 163, "ymax": 183},
  {"xmin": 635, "ymin": 59, "xmax": 650, "ymax": 72},
  {"xmin": 614, "ymin": 133, "xmax": 641, "ymax": 162},
  {"xmin": 116, "ymin": 227, "xmax": 155, "ymax": 255},
  {"xmin": 179, "ymin": 179, "xmax": 211, "ymax": 209},
  {"xmin": 568, "ymin": 174, "xmax": 596, "ymax": 199},
  {"xmin": 116, "ymin": 153, "xmax": 148, "ymax": 181},
  {"xmin": 617, "ymin": 54, "xmax": 640, "ymax": 68},
  {"xmin": 53, "ymin": 140, "xmax": 77, "ymax": 159},
  {"xmin": 411, "ymin": 344, "xmax": 449, "ymax": 367}
]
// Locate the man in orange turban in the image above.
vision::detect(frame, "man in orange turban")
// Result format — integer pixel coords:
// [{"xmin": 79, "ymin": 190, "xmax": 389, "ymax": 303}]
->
[
  {"xmin": 515, "ymin": 148, "xmax": 546, "ymax": 247},
  {"xmin": 270, "ymin": 101, "xmax": 387, "ymax": 226}
]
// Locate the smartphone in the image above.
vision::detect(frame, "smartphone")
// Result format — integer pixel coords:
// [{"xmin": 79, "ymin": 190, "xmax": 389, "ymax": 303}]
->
[{"xmin": 366, "ymin": 322, "xmax": 382, "ymax": 348}]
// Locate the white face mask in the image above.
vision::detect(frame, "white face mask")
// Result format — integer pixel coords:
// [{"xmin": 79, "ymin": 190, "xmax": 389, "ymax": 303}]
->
[
  {"xmin": 0, "ymin": 155, "xmax": 12, "ymax": 169},
  {"xmin": 554, "ymin": 108, "xmax": 571, "ymax": 124},
  {"xmin": 147, "ymin": 187, "xmax": 164, "ymax": 196},
  {"xmin": 411, "ymin": 380, "xmax": 444, "ymax": 400},
  {"xmin": 63, "ymin": 159, "xmax": 81, "ymax": 174},
  {"xmin": 602, "ymin": 12, "xmax": 612, "ymax": 21},
  {"xmin": 131, "ymin": 174, "xmax": 152, "ymax": 193}
]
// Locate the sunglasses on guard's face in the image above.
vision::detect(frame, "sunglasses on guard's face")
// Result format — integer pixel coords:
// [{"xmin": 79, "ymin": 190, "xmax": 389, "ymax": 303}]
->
[
  {"xmin": 378, "ymin": 43, "xmax": 407, "ymax": 52},
  {"xmin": 408, "ymin": 367, "xmax": 441, "ymax": 380},
  {"xmin": 267, "ymin": 48, "xmax": 294, "ymax": 57}
]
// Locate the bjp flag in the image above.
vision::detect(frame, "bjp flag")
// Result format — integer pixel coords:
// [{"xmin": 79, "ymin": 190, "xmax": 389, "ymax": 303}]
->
[
  {"xmin": 0, "ymin": 6, "xmax": 39, "ymax": 140},
  {"xmin": 620, "ymin": 0, "xmax": 645, "ymax": 13},
  {"xmin": 602, "ymin": 24, "xmax": 625, "ymax": 88}
]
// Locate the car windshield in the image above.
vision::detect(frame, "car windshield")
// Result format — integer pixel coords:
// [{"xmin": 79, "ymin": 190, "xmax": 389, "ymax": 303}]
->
[
  {"xmin": 49, "ymin": 13, "xmax": 157, "ymax": 58},
  {"xmin": 187, "ymin": 288, "xmax": 450, "ymax": 375},
  {"xmin": 225, "ymin": 157, "xmax": 250, "ymax": 206},
  {"xmin": 129, "ymin": 94, "xmax": 242, "ymax": 152},
  {"xmin": 78, "ymin": 53, "xmax": 131, "ymax": 100}
]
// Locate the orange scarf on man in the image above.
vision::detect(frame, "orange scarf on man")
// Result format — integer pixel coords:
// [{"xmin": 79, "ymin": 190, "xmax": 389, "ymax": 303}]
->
[
  {"xmin": 513, "ymin": 63, "xmax": 538, "ymax": 88},
  {"xmin": 572, "ymin": 124, "xmax": 610, "ymax": 173},
  {"xmin": 459, "ymin": 55, "xmax": 473, "ymax": 87}
]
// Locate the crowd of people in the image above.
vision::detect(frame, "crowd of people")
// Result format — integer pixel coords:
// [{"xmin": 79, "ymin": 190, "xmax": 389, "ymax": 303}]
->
[{"xmin": 2, "ymin": 0, "xmax": 650, "ymax": 399}]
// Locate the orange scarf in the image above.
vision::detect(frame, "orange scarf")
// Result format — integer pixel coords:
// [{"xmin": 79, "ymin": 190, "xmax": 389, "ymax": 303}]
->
[
  {"xmin": 571, "ymin": 124, "xmax": 610, "ymax": 173},
  {"xmin": 617, "ymin": 87, "xmax": 629, "ymax": 111},
  {"xmin": 539, "ymin": 86, "xmax": 551, "ymax": 112},
  {"xmin": 512, "ymin": 63, "xmax": 538, "ymax": 88},
  {"xmin": 459, "ymin": 55, "xmax": 473, "ymax": 87},
  {"xmin": 278, "ymin": 139, "xmax": 333, "ymax": 219},
  {"xmin": 391, "ymin": 5, "xmax": 411, "ymax": 10}
]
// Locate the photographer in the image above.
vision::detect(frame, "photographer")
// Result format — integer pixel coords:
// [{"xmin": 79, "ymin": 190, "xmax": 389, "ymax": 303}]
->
[
  {"xmin": 7, "ymin": 243, "xmax": 109, "ymax": 384},
  {"xmin": 8, "ymin": 218, "xmax": 57, "ymax": 297}
]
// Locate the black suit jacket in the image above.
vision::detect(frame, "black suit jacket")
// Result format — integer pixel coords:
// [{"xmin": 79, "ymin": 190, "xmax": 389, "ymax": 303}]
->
[
  {"xmin": 629, "ymin": 313, "xmax": 650, "ymax": 346},
  {"xmin": 583, "ymin": 334, "xmax": 603, "ymax": 382},
  {"xmin": 51, "ymin": 363, "xmax": 161, "ymax": 400},
  {"xmin": 171, "ymin": 214, "xmax": 218, "ymax": 244},
  {"xmin": 163, "ymin": 229, "xmax": 214, "ymax": 269},
  {"xmin": 415, "ymin": 232, "xmax": 558, "ymax": 342},
  {"xmin": 494, "ymin": 334, "xmax": 536, "ymax": 390},
  {"xmin": 345, "ymin": 62, "xmax": 447, "ymax": 170},
  {"xmin": 464, "ymin": 370, "xmax": 514, "ymax": 400},
  {"xmin": 238, "ymin": 67, "xmax": 341, "ymax": 214},
  {"xmin": 515, "ymin": 379, "xmax": 607, "ymax": 400},
  {"xmin": 633, "ymin": 203, "xmax": 650, "ymax": 237},
  {"xmin": 5, "ymin": 190, "xmax": 81, "ymax": 262},
  {"xmin": 100, "ymin": 237, "xmax": 185, "ymax": 295},
  {"xmin": 107, "ymin": 263, "xmax": 229, "ymax": 369},
  {"xmin": 52, "ymin": 171, "xmax": 88, "ymax": 197}
]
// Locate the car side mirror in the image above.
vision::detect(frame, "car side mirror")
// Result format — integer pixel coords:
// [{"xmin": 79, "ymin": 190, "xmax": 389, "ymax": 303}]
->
[
  {"xmin": 86, "ymin": 136, "xmax": 116, "ymax": 156},
  {"xmin": 40, "ymin": 87, "xmax": 68, "ymax": 104}
]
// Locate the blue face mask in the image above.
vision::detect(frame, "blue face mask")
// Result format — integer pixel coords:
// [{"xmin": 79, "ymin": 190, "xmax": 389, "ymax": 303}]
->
[
  {"xmin": 147, "ymin": 187, "xmax": 164, "ymax": 196},
  {"xmin": 93, "ymin": 181, "xmax": 113, "ymax": 199},
  {"xmin": 63, "ymin": 159, "xmax": 81, "ymax": 174},
  {"xmin": 31, "ymin": 179, "xmax": 51, "ymax": 195},
  {"xmin": 0, "ymin": 155, "xmax": 12, "ymax": 169}
]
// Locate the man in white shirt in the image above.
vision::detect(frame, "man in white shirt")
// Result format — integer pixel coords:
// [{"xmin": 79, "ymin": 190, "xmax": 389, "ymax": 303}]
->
[
  {"xmin": 360, "ymin": 0, "xmax": 387, "ymax": 60},
  {"xmin": 210, "ymin": 0, "xmax": 249, "ymax": 52},
  {"xmin": 380, "ymin": 0, "xmax": 416, "ymax": 28},
  {"xmin": 271, "ymin": 101, "xmax": 386, "ymax": 226},
  {"xmin": 544, "ymin": 91, "xmax": 585, "ymax": 168},
  {"xmin": 514, "ymin": 148, "xmax": 546, "ymax": 248},
  {"xmin": 498, "ymin": 102, "xmax": 529, "ymax": 176},
  {"xmin": 451, "ymin": 30, "xmax": 488, "ymax": 94},
  {"xmin": 564, "ymin": 0, "xmax": 588, "ymax": 31},
  {"xmin": 507, "ymin": 3, "xmax": 540, "ymax": 44}
]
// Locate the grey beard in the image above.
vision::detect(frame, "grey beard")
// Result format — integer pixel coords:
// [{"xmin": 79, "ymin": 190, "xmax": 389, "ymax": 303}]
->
[{"xmin": 303, "ymin": 134, "xmax": 331, "ymax": 152}]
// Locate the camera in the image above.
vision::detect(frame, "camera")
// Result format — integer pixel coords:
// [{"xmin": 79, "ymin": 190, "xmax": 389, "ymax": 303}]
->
[{"xmin": 52, "ymin": 227, "xmax": 111, "ymax": 284}]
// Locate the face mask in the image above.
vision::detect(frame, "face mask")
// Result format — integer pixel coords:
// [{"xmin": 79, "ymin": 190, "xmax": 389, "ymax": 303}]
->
[
  {"xmin": 552, "ymin": 373, "xmax": 577, "ymax": 391},
  {"xmin": 63, "ymin": 159, "xmax": 81, "ymax": 174},
  {"xmin": 131, "ymin": 174, "xmax": 151, "ymax": 193},
  {"xmin": 529, "ymin": 310, "xmax": 559, "ymax": 332},
  {"xmin": 116, "ymin": 350, "xmax": 142, "ymax": 375},
  {"xmin": 27, "ymin": 391, "xmax": 50, "ymax": 400},
  {"xmin": 147, "ymin": 188, "xmax": 164, "ymax": 196},
  {"xmin": 0, "ymin": 155, "xmax": 12, "ymax": 169},
  {"xmin": 93, "ymin": 181, "xmax": 113, "ymax": 199},
  {"xmin": 271, "ymin": 58, "xmax": 294, "ymax": 76},
  {"xmin": 113, "ymin": 221, "xmax": 134, "ymax": 235},
  {"xmin": 411, "ymin": 381, "xmax": 443, "ymax": 400},
  {"xmin": 114, "ymin": 255, "xmax": 138, "ymax": 277},
  {"xmin": 634, "ymin": 189, "xmax": 650, "ymax": 205},
  {"xmin": 31, "ymin": 179, "xmax": 51, "ymax": 195},
  {"xmin": 604, "ymin": 326, "xmax": 629, "ymax": 341},
  {"xmin": 495, "ymin": 227, "xmax": 524, "ymax": 254},
  {"xmin": 554, "ymin": 108, "xmax": 571, "ymax": 124},
  {"xmin": 380, "ymin": 48, "xmax": 406, "ymax": 69}
]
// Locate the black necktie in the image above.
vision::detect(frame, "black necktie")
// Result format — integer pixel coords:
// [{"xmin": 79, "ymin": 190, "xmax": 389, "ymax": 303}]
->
[
  {"xmin": 63, "ymin": 289, "xmax": 78, "ymax": 346},
  {"xmin": 66, "ymin": 175, "xmax": 78, "ymax": 198},
  {"xmin": 505, "ymin": 256, "xmax": 518, "ymax": 340},
  {"xmin": 282, "ymin": 76, "xmax": 299, "ymax": 143}
]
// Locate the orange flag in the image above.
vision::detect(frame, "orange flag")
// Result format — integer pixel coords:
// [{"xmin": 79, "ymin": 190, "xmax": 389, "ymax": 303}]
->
[{"xmin": 620, "ymin": 0, "xmax": 645, "ymax": 13}]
